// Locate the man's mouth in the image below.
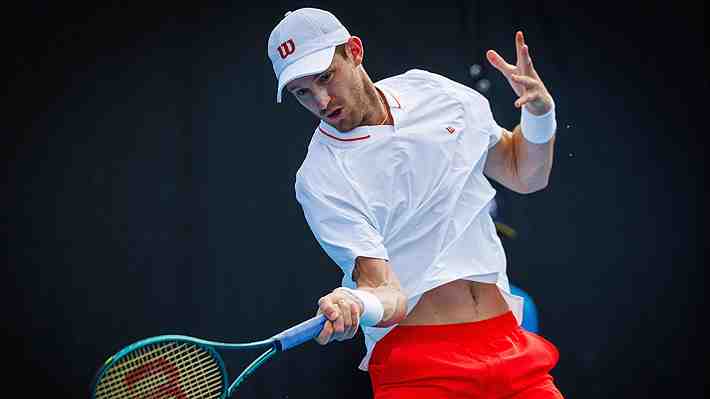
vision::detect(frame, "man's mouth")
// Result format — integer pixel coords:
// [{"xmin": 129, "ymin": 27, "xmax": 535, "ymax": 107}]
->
[{"xmin": 327, "ymin": 108, "xmax": 342, "ymax": 119}]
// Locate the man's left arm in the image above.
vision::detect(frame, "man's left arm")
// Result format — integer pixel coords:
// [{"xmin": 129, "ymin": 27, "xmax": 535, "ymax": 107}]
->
[{"xmin": 483, "ymin": 31, "xmax": 557, "ymax": 194}]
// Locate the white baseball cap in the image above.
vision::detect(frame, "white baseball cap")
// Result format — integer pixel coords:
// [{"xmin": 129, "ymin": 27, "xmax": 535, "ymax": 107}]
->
[{"xmin": 267, "ymin": 8, "xmax": 351, "ymax": 103}]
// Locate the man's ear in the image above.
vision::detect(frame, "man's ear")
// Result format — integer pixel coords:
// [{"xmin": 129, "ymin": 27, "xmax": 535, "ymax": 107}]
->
[{"xmin": 345, "ymin": 36, "xmax": 364, "ymax": 66}]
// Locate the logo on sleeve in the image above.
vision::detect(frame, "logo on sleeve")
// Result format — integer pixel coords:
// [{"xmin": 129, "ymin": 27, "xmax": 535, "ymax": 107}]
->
[
  {"xmin": 277, "ymin": 39, "xmax": 296, "ymax": 59},
  {"xmin": 446, "ymin": 126, "xmax": 456, "ymax": 134}
]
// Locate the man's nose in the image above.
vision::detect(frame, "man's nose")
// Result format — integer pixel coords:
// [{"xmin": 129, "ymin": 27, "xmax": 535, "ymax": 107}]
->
[{"xmin": 314, "ymin": 89, "xmax": 331, "ymax": 114}]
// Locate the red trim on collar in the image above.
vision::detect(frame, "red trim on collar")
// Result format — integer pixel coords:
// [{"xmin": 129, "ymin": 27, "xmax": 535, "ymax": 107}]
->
[
  {"xmin": 318, "ymin": 127, "xmax": 370, "ymax": 142},
  {"xmin": 391, "ymin": 94, "xmax": 402, "ymax": 108}
]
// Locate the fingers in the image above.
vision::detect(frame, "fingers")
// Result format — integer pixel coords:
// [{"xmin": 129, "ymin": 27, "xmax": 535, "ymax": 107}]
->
[
  {"xmin": 315, "ymin": 320, "xmax": 333, "ymax": 345},
  {"xmin": 486, "ymin": 50, "xmax": 515, "ymax": 77},
  {"xmin": 522, "ymin": 44, "xmax": 531, "ymax": 70},
  {"xmin": 490, "ymin": 31, "xmax": 537, "ymax": 78},
  {"xmin": 332, "ymin": 300, "xmax": 362, "ymax": 341},
  {"xmin": 487, "ymin": 31, "xmax": 549, "ymax": 110},
  {"xmin": 350, "ymin": 302, "xmax": 361, "ymax": 326},
  {"xmin": 521, "ymin": 44, "xmax": 541, "ymax": 80},
  {"xmin": 514, "ymin": 88, "xmax": 542, "ymax": 109},
  {"xmin": 522, "ymin": 44, "xmax": 531, "ymax": 65},
  {"xmin": 515, "ymin": 31, "xmax": 525, "ymax": 68},
  {"xmin": 314, "ymin": 291, "xmax": 362, "ymax": 345},
  {"xmin": 522, "ymin": 45, "xmax": 542, "ymax": 81},
  {"xmin": 510, "ymin": 74, "xmax": 538, "ymax": 89},
  {"xmin": 340, "ymin": 302, "xmax": 360, "ymax": 340},
  {"xmin": 317, "ymin": 296, "xmax": 339, "ymax": 321},
  {"xmin": 515, "ymin": 31, "xmax": 540, "ymax": 79},
  {"xmin": 511, "ymin": 74, "xmax": 540, "ymax": 108},
  {"xmin": 332, "ymin": 302, "xmax": 346, "ymax": 336},
  {"xmin": 516, "ymin": 31, "xmax": 536, "ymax": 77},
  {"xmin": 337, "ymin": 300, "xmax": 352, "ymax": 335},
  {"xmin": 515, "ymin": 93, "xmax": 536, "ymax": 108}
]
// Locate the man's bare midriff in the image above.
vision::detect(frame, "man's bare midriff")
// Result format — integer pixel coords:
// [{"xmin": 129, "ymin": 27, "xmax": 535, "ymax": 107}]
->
[{"xmin": 399, "ymin": 279, "xmax": 510, "ymax": 326}]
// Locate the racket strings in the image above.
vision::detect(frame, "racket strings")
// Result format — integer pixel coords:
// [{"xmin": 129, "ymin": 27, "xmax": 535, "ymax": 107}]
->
[
  {"xmin": 94, "ymin": 341, "xmax": 224, "ymax": 398},
  {"xmin": 96, "ymin": 342, "xmax": 191, "ymax": 397},
  {"xmin": 97, "ymin": 342, "xmax": 222, "ymax": 398},
  {"xmin": 131, "ymin": 343, "xmax": 222, "ymax": 399}
]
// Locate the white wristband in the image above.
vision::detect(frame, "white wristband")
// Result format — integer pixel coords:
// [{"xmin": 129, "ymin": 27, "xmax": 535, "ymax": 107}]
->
[
  {"xmin": 521, "ymin": 104, "xmax": 557, "ymax": 144},
  {"xmin": 337, "ymin": 287, "xmax": 384, "ymax": 327}
]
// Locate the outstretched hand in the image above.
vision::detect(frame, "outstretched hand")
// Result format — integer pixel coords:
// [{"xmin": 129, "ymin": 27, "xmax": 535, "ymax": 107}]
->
[{"xmin": 486, "ymin": 31, "xmax": 554, "ymax": 115}]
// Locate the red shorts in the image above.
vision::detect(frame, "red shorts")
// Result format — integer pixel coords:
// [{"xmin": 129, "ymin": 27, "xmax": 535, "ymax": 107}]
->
[{"xmin": 368, "ymin": 311, "xmax": 563, "ymax": 399}]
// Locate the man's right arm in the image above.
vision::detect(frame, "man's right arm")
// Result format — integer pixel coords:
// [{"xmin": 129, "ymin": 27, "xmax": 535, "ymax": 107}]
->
[
  {"xmin": 351, "ymin": 257, "xmax": 407, "ymax": 327},
  {"xmin": 315, "ymin": 257, "xmax": 407, "ymax": 345}
]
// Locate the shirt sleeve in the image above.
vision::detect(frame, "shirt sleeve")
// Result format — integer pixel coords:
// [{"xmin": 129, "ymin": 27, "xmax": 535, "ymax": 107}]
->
[
  {"xmin": 431, "ymin": 72, "xmax": 504, "ymax": 149},
  {"xmin": 482, "ymin": 103, "xmax": 504, "ymax": 149},
  {"xmin": 295, "ymin": 175, "xmax": 389, "ymax": 286}
]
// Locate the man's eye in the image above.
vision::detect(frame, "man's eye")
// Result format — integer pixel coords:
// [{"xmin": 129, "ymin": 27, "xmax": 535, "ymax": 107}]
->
[
  {"xmin": 295, "ymin": 89, "xmax": 307, "ymax": 96},
  {"xmin": 319, "ymin": 72, "xmax": 331, "ymax": 82}
]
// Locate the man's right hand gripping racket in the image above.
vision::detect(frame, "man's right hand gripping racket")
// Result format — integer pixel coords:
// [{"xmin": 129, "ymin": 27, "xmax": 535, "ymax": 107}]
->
[{"xmin": 90, "ymin": 314, "xmax": 327, "ymax": 398}]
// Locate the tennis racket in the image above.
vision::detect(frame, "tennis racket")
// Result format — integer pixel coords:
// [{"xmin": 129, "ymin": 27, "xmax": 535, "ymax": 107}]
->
[{"xmin": 90, "ymin": 314, "xmax": 327, "ymax": 398}]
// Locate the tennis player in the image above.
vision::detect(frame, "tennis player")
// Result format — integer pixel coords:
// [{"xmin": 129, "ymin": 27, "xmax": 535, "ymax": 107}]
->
[{"xmin": 268, "ymin": 8, "xmax": 563, "ymax": 398}]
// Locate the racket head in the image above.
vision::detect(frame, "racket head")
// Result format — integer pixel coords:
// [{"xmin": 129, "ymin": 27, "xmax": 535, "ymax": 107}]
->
[{"xmin": 91, "ymin": 335, "xmax": 228, "ymax": 399}]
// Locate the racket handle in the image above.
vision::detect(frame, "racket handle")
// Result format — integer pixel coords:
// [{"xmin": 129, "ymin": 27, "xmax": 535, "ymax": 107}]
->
[{"xmin": 272, "ymin": 314, "xmax": 327, "ymax": 351}]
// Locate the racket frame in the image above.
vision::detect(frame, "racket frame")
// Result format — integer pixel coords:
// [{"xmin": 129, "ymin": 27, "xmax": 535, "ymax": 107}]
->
[
  {"xmin": 91, "ymin": 314, "xmax": 326, "ymax": 398},
  {"xmin": 91, "ymin": 335, "xmax": 274, "ymax": 399}
]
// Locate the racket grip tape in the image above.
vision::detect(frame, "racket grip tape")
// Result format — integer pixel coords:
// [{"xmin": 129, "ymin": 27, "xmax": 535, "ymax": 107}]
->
[{"xmin": 272, "ymin": 314, "xmax": 327, "ymax": 351}]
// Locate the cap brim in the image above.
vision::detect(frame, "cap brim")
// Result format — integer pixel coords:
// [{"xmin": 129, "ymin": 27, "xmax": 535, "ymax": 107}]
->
[{"xmin": 276, "ymin": 46, "xmax": 336, "ymax": 103}]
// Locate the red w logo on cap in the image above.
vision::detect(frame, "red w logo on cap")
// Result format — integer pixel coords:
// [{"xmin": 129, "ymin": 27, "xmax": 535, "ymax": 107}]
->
[{"xmin": 277, "ymin": 39, "xmax": 296, "ymax": 59}]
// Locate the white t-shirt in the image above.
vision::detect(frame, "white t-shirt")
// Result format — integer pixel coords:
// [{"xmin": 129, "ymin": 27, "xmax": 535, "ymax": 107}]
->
[{"xmin": 294, "ymin": 69, "xmax": 524, "ymax": 371}]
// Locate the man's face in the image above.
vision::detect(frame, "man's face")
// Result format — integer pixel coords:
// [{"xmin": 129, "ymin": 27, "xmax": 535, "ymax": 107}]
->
[{"xmin": 285, "ymin": 50, "xmax": 367, "ymax": 132}]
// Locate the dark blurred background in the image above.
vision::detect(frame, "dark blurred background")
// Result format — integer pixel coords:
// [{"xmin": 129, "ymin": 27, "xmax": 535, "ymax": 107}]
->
[{"xmin": 4, "ymin": 1, "xmax": 704, "ymax": 398}]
